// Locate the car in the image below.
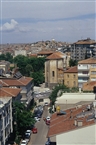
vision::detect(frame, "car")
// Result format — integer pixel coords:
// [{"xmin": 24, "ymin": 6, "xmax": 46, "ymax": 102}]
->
[
  {"xmin": 24, "ymin": 134, "xmax": 30, "ymax": 143},
  {"xmin": 25, "ymin": 130, "xmax": 32, "ymax": 136},
  {"xmin": 46, "ymin": 116, "xmax": 50, "ymax": 121},
  {"xmin": 44, "ymin": 102, "xmax": 49, "ymax": 106},
  {"xmin": 37, "ymin": 105, "xmax": 43, "ymax": 111},
  {"xmin": 20, "ymin": 140, "xmax": 28, "ymax": 145},
  {"xmin": 36, "ymin": 110, "xmax": 43, "ymax": 118},
  {"xmin": 46, "ymin": 120, "xmax": 50, "ymax": 125},
  {"xmin": 32, "ymin": 127, "xmax": 37, "ymax": 133},
  {"xmin": 34, "ymin": 116, "xmax": 40, "ymax": 122}
]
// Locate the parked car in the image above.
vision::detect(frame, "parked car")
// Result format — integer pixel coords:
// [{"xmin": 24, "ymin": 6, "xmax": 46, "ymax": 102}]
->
[
  {"xmin": 34, "ymin": 116, "xmax": 40, "ymax": 122},
  {"xmin": 37, "ymin": 105, "xmax": 43, "ymax": 111},
  {"xmin": 32, "ymin": 126, "xmax": 37, "ymax": 133},
  {"xmin": 25, "ymin": 130, "xmax": 32, "ymax": 136},
  {"xmin": 24, "ymin": 134, "xmax": 30, "ymax": 143},
  {"xmin": 46, "ymin": 116, "xmax": 50, "ymax": 121},
  {"xmin": 46, "ymin": 120, "xmax": 50, "ymax": 125},
  {"xmin": 44, "ymin": 102, "xmax": 49, "ymax": 106},
  {"xmin": 36, "ymin": 110, "xmax": 43, "ymax": 118},
  {"xmin": 20, "ymin": 140, "xmax": 28, "ymax": 145}
]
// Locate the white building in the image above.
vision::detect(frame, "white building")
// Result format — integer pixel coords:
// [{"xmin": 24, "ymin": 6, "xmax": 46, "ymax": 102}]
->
[
  {"xmin": 0, "ymin": 97, "xmax": 13, "ymax": 145},
  {"xmin": 14, "ymin": 49, "xmax": 27, "ymax": 57},
  {"xmin": 78, "ymin": 57, "xmax": 96, "ymax": 88}
]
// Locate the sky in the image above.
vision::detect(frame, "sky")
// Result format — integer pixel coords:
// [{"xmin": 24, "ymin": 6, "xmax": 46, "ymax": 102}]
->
[{"xmin": 0, "ymin": 0, "xmax": 96, "ymax": 44}]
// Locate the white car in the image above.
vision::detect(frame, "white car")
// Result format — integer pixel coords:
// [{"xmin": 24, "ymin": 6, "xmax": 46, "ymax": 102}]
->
[
  {"xmin": 34, "ymin": 116, "xmax": 40, "ymax": 122},
  {"xmin": 20, "ymin": 140, "xmax": 28, "ymax": 145},
  {"xmin": 46, "ymin": 116, "xmax": 50, "ymax": 121},
  {"xmin": 25, "ymin": 130, "xmax": 32, "ymax": 136},
  {"xmin": 44, "ymin": 102, "xmax": 49, "ymax": 106}
]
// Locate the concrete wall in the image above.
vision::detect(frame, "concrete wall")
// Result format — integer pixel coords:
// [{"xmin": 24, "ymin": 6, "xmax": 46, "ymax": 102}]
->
[
  {"xmin": 57, "ymin": 124, "xmax": 96, "ymax": 145},
  {"xmin": 55, "ymin": 93, "xmax": 95, "ymax": 105}
]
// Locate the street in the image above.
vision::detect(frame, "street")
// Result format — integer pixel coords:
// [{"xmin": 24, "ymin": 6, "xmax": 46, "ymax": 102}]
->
[{"xmin": 28, "ymin": 106, "xmax": 50, "ymax": 145}]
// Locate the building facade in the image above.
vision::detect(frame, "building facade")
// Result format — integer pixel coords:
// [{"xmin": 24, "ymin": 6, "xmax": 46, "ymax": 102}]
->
[
  {"xmin": 0, "ymin": 97, "xmax": 13, "ymax": 145},
  {"xmin": 45, "ymin": 51, "xmax": 68, "ymax": 89},
  {"xmin": 78, "ymin": 57, "xmax": 96, "ymax": 88},
  {"xmin": 64, "ymin": 66, "xmax": 78, "ymax": 88},
  {"xmin": 70, "ymin": 38, "xmax": 96, "ymax": 61},
  {"xmin": 0, "ymin": 76, "xmax": 34, "ymax": 107}
]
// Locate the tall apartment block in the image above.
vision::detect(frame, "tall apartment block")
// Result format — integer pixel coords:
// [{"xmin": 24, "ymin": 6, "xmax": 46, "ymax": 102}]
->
[
  {"xmin": 0, "ymin": 97, "xmax": 13, "ymax": 145},
  {"xmin": 78, "ymin": 57, "xmax": 96, "ymax": 88}
]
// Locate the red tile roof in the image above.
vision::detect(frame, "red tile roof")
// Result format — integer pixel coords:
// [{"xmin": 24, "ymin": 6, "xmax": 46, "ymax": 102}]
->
[
  {"xmin": 64, "ymin": 66, "xmax": 78, "ymax": 73},
  {"xmin": 0, "ymin": 76, "xmax": 33, "ymax": 86},
  {"xmin": 46, "ymin": 51, "xmax": 65, "ymax": 60},
  {"xmin": 78, "ymin": 57, "xmax": 96, "ymax": 64},
  {"xmin": 83, "ymin": 81, "xmax": 96, "ymax": 91},
  {"xmin": 47, "ymin": 104, "xmax": 95, "ymax": 137},
  {"xmin": 37, "ymin": 51, "xmax": 54, "ymax": 55},
  {"xmin": 0, "ymin": 87, "xmax": 21, "ymax": 97},
  {"xmin": 74, "ymin": 39, "xmax": 96, "ymax": 45}
]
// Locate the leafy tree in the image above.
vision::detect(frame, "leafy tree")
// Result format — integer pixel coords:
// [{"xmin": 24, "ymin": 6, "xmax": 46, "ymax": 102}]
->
[
  {"xmin": 13, "ymin": 102, "xmax": 35, "ymax": 137},
  {"xmin": 30, "ymin": 71, "xmax": 45, "ymax": 86},
  {"xmin": 5, "ymin": 52, "xmax": 13, "ymax": 63},
  {"xmin": 69, "ymin": 59, "xmax": 78, "ymax": 67},
  {"xmin": 25, "ymin": 64, "xmax": 33, "ymax": 76},
  {"xmin": 0, "ymin": 53, "xmax": 13, "ymax": 63},
  {"xmin": 14, "ymin": 55, "xmax": 28, "ymax": 75},
  {"xmin": 49, "ymin": 84, "xmax": 69, "ymax": 105},
  {"xmin": 0, "ymin": 54, "xmax": 6, "ymax": 61}
]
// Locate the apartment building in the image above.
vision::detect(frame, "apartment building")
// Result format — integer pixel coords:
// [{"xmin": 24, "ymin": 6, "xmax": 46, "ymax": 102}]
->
[
  {"xmin": 14, "ymin": 49, "xmax": 27, "ymax": 57},
  {"xmin": 64, "ymin": 66, "xmax": 78, "ymax": 88},
  {"xmin": 70, "ymin": 38, "xmax": 96, "ymax": 61},
  {"xmin": 0, "ymin": 76, "xmax": 34, "ymax": 107},
  {"xmin": 0, "ymin": 97, "xmax": 13, "ymax": 145},
  {"xmin": 78, "ymin": 57, "xmax": 96, "ymax": 88}
]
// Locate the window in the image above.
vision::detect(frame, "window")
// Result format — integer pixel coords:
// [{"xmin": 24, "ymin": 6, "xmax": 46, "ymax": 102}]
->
[
  {"xmin": 91, "ymin": 71, "xmax": 96, "ymax": 74},
  {"xmin": 74, "ymin": 75, "xmax": 76, "ymax": 78},
  {"xmin": 67, "ymin": 74, "xmax": 69, "ymax": 78},
  {"xmin": 52, "ymin": 71, "xmax": 55, "ymax": 77},
  {"xmin": 67, "ymin": 81, "xmax": 69, "ymax": 85},
  {"xmin": 74, "ymin": 81, "xmax": 76, "ymax": 86}
]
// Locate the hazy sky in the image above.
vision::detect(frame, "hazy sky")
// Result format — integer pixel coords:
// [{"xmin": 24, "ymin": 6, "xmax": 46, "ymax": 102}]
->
[{"xmin": 0, "ymin": 0, "xmax": 96, "ymax": 44}]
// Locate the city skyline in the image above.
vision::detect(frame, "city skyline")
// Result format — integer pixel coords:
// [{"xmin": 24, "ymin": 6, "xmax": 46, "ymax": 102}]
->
[{"xmin": 0, "ymin": 0, "xmax": 96, "ymax": 44}]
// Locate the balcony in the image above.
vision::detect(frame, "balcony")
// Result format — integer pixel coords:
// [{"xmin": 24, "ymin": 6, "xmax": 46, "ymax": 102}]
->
[
  {"xmin": 78, "ymin": 73, "xmax": 89, "ymax": 77},
  {"xmin": 78, "ymin": 79, "xmax": 88, "ymax": 83},
  {"xmin": 78, "ymin": 65, "xmax": 90, "ymax": 70}
]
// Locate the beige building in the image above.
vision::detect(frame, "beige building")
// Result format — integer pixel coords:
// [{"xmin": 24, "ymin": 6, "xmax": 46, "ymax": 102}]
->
[
  {"xmin": 45, "ymin": 51, "xmax": 68, "ymax": 89},
  {"xmin": 78, "ymin": 57, "xmax": 96, "ymax": 88},
  {"xmin": 64, "ymin": 66, "xmax": 78, "ymax": 88}
]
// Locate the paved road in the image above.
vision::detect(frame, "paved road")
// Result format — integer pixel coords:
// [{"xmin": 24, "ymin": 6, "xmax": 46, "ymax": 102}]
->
[{"xmin": 28, "ymin": 106, "xmax": 50, "ymax": 145}]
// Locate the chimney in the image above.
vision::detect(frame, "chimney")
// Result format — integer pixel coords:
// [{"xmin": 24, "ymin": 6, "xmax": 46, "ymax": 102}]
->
[{"xmin": 77, "ymin": 120, "xmax": 83, "ymax": 127}]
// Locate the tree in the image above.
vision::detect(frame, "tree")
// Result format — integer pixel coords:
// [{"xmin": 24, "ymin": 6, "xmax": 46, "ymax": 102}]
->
[
  {"xmin": 30, "ymin": 71, "xmax": 45, "ymax": 86},
  {"xmin": 0, "ymin": 53, "xmax": 13, "ymax": 63},
  {"xmin": 49, "ymin": 84, "xmax": 69, "ymax": 105},
  {"xmin": 0, "ymin": 54, "xmax": 6, "ymax": 61},
  {"xmin": 5, "ymin": 52, "xmax": 13, "ymax": 63},
  {"xmin": 69, "ymin": 59, "xmax": 78, "ymax": 67},
  {"xmin": 25, "ymin": 64, "xmax": 33, "ymax": 76},
  {"xmin": 13, "ymin": 102, "xmax": 35, "ymax": 138},
  {"xmin": 14, "ymin": 55, "xmax": 28, "ymax": 75}
]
